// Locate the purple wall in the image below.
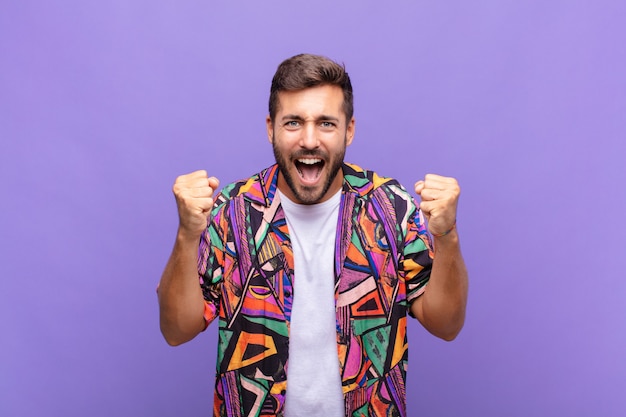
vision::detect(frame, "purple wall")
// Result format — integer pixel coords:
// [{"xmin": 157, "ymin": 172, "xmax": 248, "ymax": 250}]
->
[{"xmin": 2, "ymin": 1, "xmax": 625, "ymax": 416}]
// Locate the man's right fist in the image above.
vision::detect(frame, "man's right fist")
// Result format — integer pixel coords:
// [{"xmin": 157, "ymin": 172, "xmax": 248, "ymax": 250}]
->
[{"xmin": 172, "ymin": 170, "xmax": 220, "ymax": 239}]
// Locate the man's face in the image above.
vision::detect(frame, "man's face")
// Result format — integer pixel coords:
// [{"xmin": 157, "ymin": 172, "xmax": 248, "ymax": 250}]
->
[{"xmin": 267, "ymin": 85, "xmax": 355, "ymax": 205}]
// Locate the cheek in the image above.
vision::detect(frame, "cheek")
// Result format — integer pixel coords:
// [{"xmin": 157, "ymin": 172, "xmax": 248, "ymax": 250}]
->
[
  {"xmin": 272, "ymin": 140, "xmax": 294, "ymax": 165},
  {"xmin": 327, "ymin": 138, "xmax": 347, "ymax": 156},
  {"xmin": 274, "ymin": 140, "xmax": 292, "ymax": 157},
  {"xmin": 274, "ymin": 131, "xmax": 298, "ymax": 147}
]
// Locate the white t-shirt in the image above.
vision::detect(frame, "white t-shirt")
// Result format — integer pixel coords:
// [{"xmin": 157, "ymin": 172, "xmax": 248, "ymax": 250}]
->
[{"xmin": 279, "ymin": 189, "xmax": 344, "ymax": 417}]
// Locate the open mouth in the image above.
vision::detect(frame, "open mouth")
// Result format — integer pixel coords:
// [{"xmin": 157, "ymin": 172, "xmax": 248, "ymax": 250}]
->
[{"xmin": 294, "ymin": 158, "xmax": 324, "ymax": 183}]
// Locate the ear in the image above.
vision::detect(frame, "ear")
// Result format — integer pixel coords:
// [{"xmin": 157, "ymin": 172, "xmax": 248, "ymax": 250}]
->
[
  {"xmin": 266, "ymin": 115, "xmax": 274, "ymax": 143},
  {"xmin": 345, "ymin": 117, "xmax": 355, "ymax": 146}
]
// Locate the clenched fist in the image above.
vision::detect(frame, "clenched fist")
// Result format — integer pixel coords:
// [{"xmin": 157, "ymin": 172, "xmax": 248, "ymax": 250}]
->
[
  {"xmin": 415, "ymin": 174, "xmax": 460, "ymax": 238},
  {"xmin": 172, "ymin": 170, "xmax": 220, "ymax": 239}
]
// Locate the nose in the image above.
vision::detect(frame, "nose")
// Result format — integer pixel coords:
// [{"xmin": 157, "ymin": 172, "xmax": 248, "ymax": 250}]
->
[{"xmin": 300, "ymin": 123, "xmax": 319, "ymax": 149}]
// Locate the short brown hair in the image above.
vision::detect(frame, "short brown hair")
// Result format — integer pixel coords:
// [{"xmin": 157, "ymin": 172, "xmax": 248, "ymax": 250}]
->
[{"xmin": 269, "ymin": 53, "xmax": 353, "ymax": 123}]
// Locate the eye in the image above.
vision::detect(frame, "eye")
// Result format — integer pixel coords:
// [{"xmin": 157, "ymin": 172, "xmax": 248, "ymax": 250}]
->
[
  {"xmin": 320, "ymin": 121, "xmax": 336, "ymax": 129},
  {"xmin": 285, "ymin": 120, "xmax": 300, "ymax": 128}
]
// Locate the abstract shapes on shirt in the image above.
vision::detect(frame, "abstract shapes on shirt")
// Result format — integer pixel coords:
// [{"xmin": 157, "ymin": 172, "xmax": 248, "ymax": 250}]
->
[
  {"xmin": 351, "ymin": 288, "xmax": 386, "ymax": 318},
  {"xmin": 201, "ymin": 163, "xmax": 432, "ymax": 416},
  {"xmin": 239, "ymin": 375, "xmax": 269, "ymax": 417},
  {"xmin": 227, "ymin": 331, "xmax": 278, "ymax": 371}
]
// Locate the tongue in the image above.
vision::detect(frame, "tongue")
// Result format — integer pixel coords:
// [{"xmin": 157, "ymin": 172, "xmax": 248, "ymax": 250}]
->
[{"xmin": 299, "ymin": 163, "xmax": 321, "ymax": 181}]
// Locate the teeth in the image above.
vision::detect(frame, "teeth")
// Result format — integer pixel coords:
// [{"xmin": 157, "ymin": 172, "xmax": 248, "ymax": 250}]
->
[{"xmin": 297, "ymin": 158, "xmax": 321, "ymax": 164}]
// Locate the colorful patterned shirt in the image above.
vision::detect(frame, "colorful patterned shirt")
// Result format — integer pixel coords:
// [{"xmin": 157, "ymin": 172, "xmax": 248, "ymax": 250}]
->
[{"xmin": 198, "ymin": 163, "xmax": 434, "ymax": 417}]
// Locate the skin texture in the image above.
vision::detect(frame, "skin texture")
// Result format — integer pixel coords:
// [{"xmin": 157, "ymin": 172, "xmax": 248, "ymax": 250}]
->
[
  {"xmin": 158, "ymin": 84, "xmax": 468, "ymax": 345},
  {"xmin": 266, "ymin": 85, "xmax": 355, "ymax": 205},
  {"xmin": 412, "ymin": 175, "xmax": 468, "ymax": 340},
  {"xmin": 158, "ymin": 172, "xmax": 219, "ymax": 345}
]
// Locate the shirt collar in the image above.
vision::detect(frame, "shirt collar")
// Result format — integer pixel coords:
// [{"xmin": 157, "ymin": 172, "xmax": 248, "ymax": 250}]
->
[{"xmin": 241, "ymin": 163, "xmax": 392, "ymax": 207}]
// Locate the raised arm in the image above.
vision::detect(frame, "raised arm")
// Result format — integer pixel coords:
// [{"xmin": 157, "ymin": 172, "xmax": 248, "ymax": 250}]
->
[
  {"xmin": 157, "ymin": 170, "xmax": 219, "ymax": 346},
  {"xmin": 411, "ymin": 174, "xmax": 468, "ymax": 341}
]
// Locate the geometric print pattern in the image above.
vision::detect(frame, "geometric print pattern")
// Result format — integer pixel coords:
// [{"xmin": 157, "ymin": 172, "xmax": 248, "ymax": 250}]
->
[{"xmin": 198, "ymin": 163, "xmax": 433, "ymax": 417}]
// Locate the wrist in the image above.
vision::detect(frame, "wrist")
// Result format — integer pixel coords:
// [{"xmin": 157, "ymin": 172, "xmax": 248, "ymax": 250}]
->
[
  {"xmin": 431, "ymin": 222, "xmax": 460, "ymax": 251},
  {"xmin": 176, "ymin": 226, "xmax": 204, "ymax": 245},
  {"xmin": 431, "ymin": 220, "xmax": 456, "ymax": 238}
]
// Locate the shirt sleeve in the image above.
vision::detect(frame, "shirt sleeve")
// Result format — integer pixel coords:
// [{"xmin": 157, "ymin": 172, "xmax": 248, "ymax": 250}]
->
[
  {"xmin": 402, "ymin": 200, "xmax": 434, "ymax": 305},
  {"xmin": 197, "ymin": 202, "xmax": 227, "ymax": 329}
]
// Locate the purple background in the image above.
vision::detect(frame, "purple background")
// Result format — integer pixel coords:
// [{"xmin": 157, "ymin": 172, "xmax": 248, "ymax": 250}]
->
[{"xmin": 2, "ymin": 1, "xmax": 625, "ymax": 416}]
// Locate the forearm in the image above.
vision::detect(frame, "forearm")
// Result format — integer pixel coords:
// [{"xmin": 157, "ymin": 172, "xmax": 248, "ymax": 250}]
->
[
  {"xmin": 158, "ymin": 230, "xmax": 207, "ymax": 346},
  {"xmin": 412, "ymin": 230, "xmax": 468, "ymax": 341}
]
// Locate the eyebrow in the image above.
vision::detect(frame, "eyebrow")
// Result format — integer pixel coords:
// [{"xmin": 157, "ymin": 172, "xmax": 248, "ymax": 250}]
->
[
  {"xmin": 280, "ymin": 114, "xmax": 304, "ymax": 122},
  {"xmin": 280, "ymin": 114, "xmax": 341, "ymax": 123}
]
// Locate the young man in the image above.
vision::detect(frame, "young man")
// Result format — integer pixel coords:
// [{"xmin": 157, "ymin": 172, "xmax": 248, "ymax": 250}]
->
[{"xmin": 158, "ymin": 54, "xmax": 468, "ymax": 417}]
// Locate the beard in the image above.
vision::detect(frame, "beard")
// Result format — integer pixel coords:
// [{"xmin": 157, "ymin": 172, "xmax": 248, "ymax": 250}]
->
[{"xmin": 272, "ymin": 135, "xmax": 346, "ymax": 205}]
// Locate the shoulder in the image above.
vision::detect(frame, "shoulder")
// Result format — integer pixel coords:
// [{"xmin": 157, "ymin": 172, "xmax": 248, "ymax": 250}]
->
[
  {"xmin": 343, "ymin": 163, "xmax": 419, "ymax": 226},
  {"xmin": 213, "ymin": 164, "xmax": 279, "ymax": 210},
  {"xmin": 342, "ymin": 163, "xmax": 412, "ymax": 200}
]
